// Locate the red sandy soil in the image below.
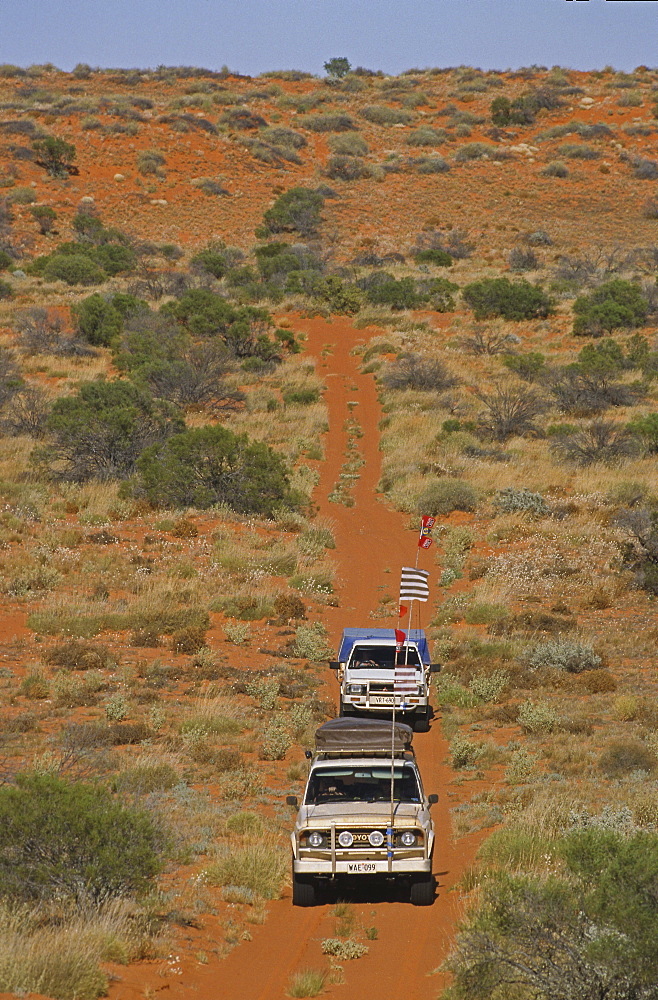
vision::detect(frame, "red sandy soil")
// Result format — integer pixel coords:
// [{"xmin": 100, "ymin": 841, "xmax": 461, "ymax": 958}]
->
[{"xmin": 87, "ymin": 316, "xmax": 485, "ymax": 1000}]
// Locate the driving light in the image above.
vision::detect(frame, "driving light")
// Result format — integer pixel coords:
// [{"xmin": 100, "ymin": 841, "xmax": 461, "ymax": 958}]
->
[
  {"xmin": 368, "ymin": 830, "xmax": 384, "ymax": 847},
  {"xmin": 308, "ymin": 831, "xmax": 324, "ymax": 848},
  {"xmin": 400, "ymin": 831, "xmax": 416, "ymax": 847},
  {"xmin": 338, "ymin": 830, "xmax": 354, "ymax": 848}
]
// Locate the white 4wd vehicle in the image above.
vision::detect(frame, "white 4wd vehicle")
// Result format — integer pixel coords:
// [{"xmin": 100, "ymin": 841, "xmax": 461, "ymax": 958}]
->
[
  {"xmin": 287, "ymin": 718, "xmax": 437, "ymax": 906},
  {"xmin": 330, "ymin": 628, "xmax": 440, "ymax": 733}
]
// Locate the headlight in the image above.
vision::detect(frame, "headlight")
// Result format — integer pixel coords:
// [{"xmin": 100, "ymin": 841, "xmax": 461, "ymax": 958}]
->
[
  {"xmin": 338, "ymin": 830, "xmax": 354, "ymax": 848},
  {"xmin": 368, "ymin": 830, "xmax": 384, "ymax": 847},
  {"xmin": 400, "ymin": 830, "xmax": 416, "ymax": 847},
  {"xmin": 308, "ymin": 831, "xmax": 324, "ymax": 848},
  {"xmin": 347, "ymin": 684, "xmax": 366, "ymax": 694},
  {"xmin": 418, "ymin": 685, "xmax": 425, "ymax": 695}
]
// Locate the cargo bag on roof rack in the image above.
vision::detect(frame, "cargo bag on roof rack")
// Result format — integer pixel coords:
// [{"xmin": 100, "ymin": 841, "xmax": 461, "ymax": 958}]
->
[{"xmin": 314, "ymin": 717, "xmax": 413, "ymax": 753}]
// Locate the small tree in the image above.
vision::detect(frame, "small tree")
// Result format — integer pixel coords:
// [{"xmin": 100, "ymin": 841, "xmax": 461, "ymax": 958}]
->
[
  {"xmin": 463, "ymin": 277, "xmax": 553, "ymax": 321},
  {"xmin": 28, "ymin": 204, "xmax": 57, "ymax": 234},
  {"xmin": 324, "ymin": 57, "xmax": 351, "ymax": 79},
  {"xmin": 40, "ymin": 380, "xmax": 184, "ymax": 481},
  {"xmin": 573, "ymin": 279, "xmax": 648, "ymax": 337},
  {"xmin": 551, "ymin": 420, "xmax": 638, "ymax": 466},
  {"xmin": 261, "ymin": 187, "xmax": 324, "ymax": 237},
  {"xmin": 133, "ymin": 424, "xmax": 294, "ymax": 514},
  {"xmin": 475, "ymin": 384, "xmax": 547, "ymax": 441},
  {"xmin": 32, "ymin": 135, "xmax": 77, "ymax": 178},
  {"xmin": 72, "ymin": 293, "xmax": 123, "ymax": 347}
]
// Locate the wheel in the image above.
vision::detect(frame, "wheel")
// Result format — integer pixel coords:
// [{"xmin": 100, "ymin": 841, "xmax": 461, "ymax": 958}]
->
[
  {"xmin": 410, "ymin": 875, "xmax": 435, "ymax": 906},
  {"xmin": 339, "ymin": 698, "xmax": 352, "ymax": 717},
  {"xmin": 413, "ymin": 711, "xmax": 430, "ymax": 733},
  {"xmin": 292, "ymin": 871, "xmax": 317, "ymax": 907}
]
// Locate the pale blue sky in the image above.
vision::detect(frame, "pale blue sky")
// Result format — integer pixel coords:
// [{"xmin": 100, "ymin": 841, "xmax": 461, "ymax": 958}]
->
[{"xmin": 2, "ymin": 0, "xmax": 658, "ymax": 76}]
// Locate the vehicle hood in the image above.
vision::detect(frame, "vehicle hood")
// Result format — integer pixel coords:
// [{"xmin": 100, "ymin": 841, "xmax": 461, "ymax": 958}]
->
[{"xmin": 297, "ymin": 801, "xmax": 424, "ymax": 826}]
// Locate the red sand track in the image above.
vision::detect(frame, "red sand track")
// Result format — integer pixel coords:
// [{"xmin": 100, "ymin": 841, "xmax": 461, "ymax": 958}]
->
[{"xmin": 27, "ymin": 318, "xmax": 481, "ymax": 1000}]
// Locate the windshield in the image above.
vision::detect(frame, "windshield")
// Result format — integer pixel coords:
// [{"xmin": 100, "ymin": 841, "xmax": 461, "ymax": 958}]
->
[
  {"xmin": 305, "ymin": 764, "xmax": 421, "ymax": 805},
  {"xmin": 349, "ymin": 645, "xmax": 421, "ymax": 669}
]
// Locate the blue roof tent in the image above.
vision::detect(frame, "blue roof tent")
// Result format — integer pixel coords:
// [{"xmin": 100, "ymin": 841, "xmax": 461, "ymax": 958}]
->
[{"xmin": 337, "ymin": 628, "xmax": 430, "ymax": 665}]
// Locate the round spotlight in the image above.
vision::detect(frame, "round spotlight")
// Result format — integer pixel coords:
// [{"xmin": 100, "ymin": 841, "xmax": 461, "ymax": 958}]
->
[
  {"xmin": 338, "ymin": 830, "xmax": 354, "ymax": 848},
  {"xmin": 368, "ymin": 830, "xmax": 385, "ymax": 847},
  {"xmin": 308, "ymin": 831, "xmax": 324, "ymax": 848},
  {"xmin": 400, "ymin": 830, "xmax": 416, "ymax": 847}
]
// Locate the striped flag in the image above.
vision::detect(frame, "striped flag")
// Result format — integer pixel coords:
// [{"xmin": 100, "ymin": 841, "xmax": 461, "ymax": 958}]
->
[
  {"xmin": 399, "ymin": 566, "xmax": 430, "ymax": 603},
  {"xmin": 394, "ymin": 665, "xmax": 417, "ymax": 696}
]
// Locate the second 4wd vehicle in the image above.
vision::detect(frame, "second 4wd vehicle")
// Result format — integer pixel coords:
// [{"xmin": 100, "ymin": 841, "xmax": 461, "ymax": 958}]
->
[
  {"xmin": 330, "ymin": 628, "xmax": 440, "ymax": 732},
  {"xmin": 287, "ymin": 717, "xmax": 438, "ymax": 907}
]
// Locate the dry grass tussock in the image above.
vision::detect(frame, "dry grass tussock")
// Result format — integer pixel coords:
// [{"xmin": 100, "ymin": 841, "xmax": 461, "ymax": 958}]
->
[{"xmin": 0, "ymin": 898, "xmax": 160, "ymax": 1000}]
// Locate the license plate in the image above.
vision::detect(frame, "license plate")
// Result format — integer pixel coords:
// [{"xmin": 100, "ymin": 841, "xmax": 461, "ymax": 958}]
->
[
  {"xmin": 370, "ymin": 696, "xmax": 394, "ymax": 705},
  {"xmin": 347, "ymin": 862, "xmax": 377, "ymax": 874}
]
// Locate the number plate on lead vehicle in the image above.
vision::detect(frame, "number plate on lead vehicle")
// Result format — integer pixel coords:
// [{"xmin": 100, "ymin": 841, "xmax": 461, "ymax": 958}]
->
[
  {"xmin": 369, "ymin": 696, "xmax": 395, "ymax": 705},
  {"xmin": 347, "ymin": 861, "xmax": 377, "ymax": 874}
]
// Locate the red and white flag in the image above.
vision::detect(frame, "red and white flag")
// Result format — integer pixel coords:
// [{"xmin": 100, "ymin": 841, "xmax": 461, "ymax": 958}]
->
[
  {"xmin": 418, "ymin": 514, "xmax": 436, "ymax": 549},
  {"xmin": 394, "ymin": 665, "xmax": 417, "ymax": 696}
]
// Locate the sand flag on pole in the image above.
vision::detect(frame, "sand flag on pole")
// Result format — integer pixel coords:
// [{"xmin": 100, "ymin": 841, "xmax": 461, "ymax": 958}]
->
[{"xmin": 399, "ymin": 566, "xmax": 430, "ymax": 603}]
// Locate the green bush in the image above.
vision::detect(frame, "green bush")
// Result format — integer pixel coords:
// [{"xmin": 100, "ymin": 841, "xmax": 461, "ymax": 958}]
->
[
  {"xmin": 326, "ymin": 154, "xmax": 372, "ymax": 180},
  {"xmin": 0, "ymin": 774, "xmax": 162, "ymax": 902},
  {"xmin": 42, "ymin": 254, "xmax": 106, "ymax": 286},
  {"xmin": 572, "ymin": 280, "xmax": 648, "ymax": 337},
  {"xmin": 327, "ymin": 132, "xmax": 368, "ymax": 156},
  {"xmin": 32, "ymin": 135, "xmax": 76, "ymax": 177},
  {"xmin": 41, "ymin": 380, "xmax": 184, "ymax": 481},
  {"xmin": 462, "ymin": 277, "xmax": 553, "ymax": 321},
  {"xmin": 361, "ymin": 105, "xmax": 413, "ymax": 126},
  {"xmin": 261, "ymin": 187, "xmax": 324, "ymax": 236},
  {"xmin": 136, "ymin": 149, "xmax": 166, "ymax": 176},
  {"xmin": 324, "ymin": 57, "xmax": 351, "ymax": 79},
  {"xmin": 417, "ymin": 479, "xmax": 479, "ymax": 516},
  {"xmin": 517, "ymin": 699, "xmax": 558, "ymax": 734},
  {"xmin": 297, "ymin": 113, "xmax": 356, "ymax": 132},
  {"xmin": 0, "ymin": 279, "xmax": 13, "ymax": 300},
  {"xmin": 414, "ymin": 248, "xmax": 452, "ymax": 267},
  {"xmin": 524, "ymin": 638, "xmax": 602, "ymax": 673},
  {"xmin": 406, "ymin": 126, "xmax": 448, "ymax": 146},
  {"xmin": 365, "ymin": 275, "xmax": 420, "ymax": 310},
  {"xmin": 29, "ymin": 204, "xmax": 57, "ymax": 233},
  {"xmin": 72, "ymin": 294, "xmax": 123, "ymax": 346},
  {"xmin": 133, "ymin": 424, "xmax": 294, "ymax": 514}
]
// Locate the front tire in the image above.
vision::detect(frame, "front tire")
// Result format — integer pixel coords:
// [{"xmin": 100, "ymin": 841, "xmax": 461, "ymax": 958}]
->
[
  {"xmin": 292, "ymin": 871, "xmax": 317, "ymax": 907},
  {"xmin": 410, "ymin": 875, "xmax": 435, "ymax": 906}
]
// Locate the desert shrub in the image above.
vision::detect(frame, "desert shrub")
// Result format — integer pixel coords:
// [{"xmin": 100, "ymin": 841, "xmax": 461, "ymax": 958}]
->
[
  {"xmin": 39, "ymin": 380, "xmax": 184, "ymax": 481},
  {"xmin": 45, "ymin": 640, "xmax": 115, "ymax": 671},
  {"xmin": 414, "ymin": 248, "xmax": 453, "ymax": 267},
  {"xmin": 599, "ymin": 739, "xmax": 656, "ymax": 778},
  {"xmin": 470, "ymin": 670, "xmax": 509, "ymax": 703},
  {"xmin": 260, "ymin": 125, "xmax": 307, "ymax": 149},
  {"xmin": 547, "ymin": 367, "xmax": 643, "ymax": 416},
  {"xmin": 42, "ymin": 254, "xmax": 105, "ymax": 286},
  {"xmin": 321, "ymin": 938, "xmax": 368, "ymax": 959},
  {"xmin": 0, "ymin": 278, "xmax": 12, "ymax": 301},
  {"xmin": 171, "ymin": 625, "xmax": 207, "ymax": 654},
  {"xmin": 578, "ymin": 669, "xmax": 617, "ymax": 693},
  {"xmin": 0, "ymin": 774, "xmax": 162, "ymax": 902},
  {"xmin": 113, "ymin": 763, "xmax": 179, "ymax": 794},
  {"xmin": 450, "ymin": 735, "xmax": 485, "ymax": 768},
  {"xmin": 327, "ymin": 132, "xmax": 368, "ymax": 156},
  {"xmin": 363, "ymin": 274, "xmax": 420, "ymax": 310},
  {"xmin": 298, "ymin": 113, "xmax": 356, "ymax": 132},
  {"xmin": 133, "ymin": 424, "xmax": 293, "ymax": 514},
  {"xmin": 290, "ymin": 622, "xmax": 331, "ymax": 660},
  {"xmin": 573, "ymin": 280, "xmax": 648, "ymax": 337},
  {"xmin": 32, "ymin": 135, "xmax": 76, "ymax": 177},
  {"xmin": 504, "ymin": 747, "xmax": 538, "ymax": 784},
  {"xmin": 288, "ymin": 969, "xmax": 328, "ymax": 999},
  {"xmin": 361, "ymin": 105, "xmax": 413, "ymax": 126},
  {"xmin": 493, "ymin": 488, "xmax": 550, "ymax": 516},
  {"xmin": 72, "ymin": 294, "xmax": 123, "ymax": 347},
  {"xmin": 406, "ymin": 126, "xmax": 447, "ymax": 146},
  {"xmin": 410, "ymin": 156, "xmax": 451, "ymax": 174},
  {"xmin": 517, "ymin": 699, "xmax": 559, "ymax": 734},
  {"xmin": 381, "ymin": 353, "xmax": 458, "ymax": 392},
  {"xmin": 261, "ymin": 717, "xmax": 293, "ymax": 760},
  {"xmin": 632, "ymin": 157, "xmax": 658, "ymax": 180},
  {"xmin": 326, "ymin": 154, "xmax": 371, "ymax": 180},
  {"xmin": 19, "ymin": 670, "xmax": 50, "ymax": 700},
  {"xmin": 509, "ymin": 247, "xmax": 539, "ymax": 272},
  {"xmin": 203, "ymin": 837, "xmax": 288, "ymax": 899},
  {"xmin": 542, "ymin": 159, "xmax": 570, "ymax": 178},
  {"xmin": 28, "ymin": 204, "xmax": 57, "ymax": 234},
  {"xmin": 136, "ymin": 149, "xmax": 166, "ymax": 176},
  {"xmin": 245, "ymin": 678, "xmax": 279, "ymax": 710},
  {"xmin": 524, "ymin": 639, "xmax": 602, "ymax": 673},
  {"xmin": 260, "ymin": 187, "xmax": 324, "ymax": 237},
  {"xmin": 463, "ymin": 278, "xmax": 553, "ymax": 321},
  {"xmin": 453, "ymin": 142, "xmax": 494, "ymax": 162},
  {"xmin": 324, "ymin": 56, "xmax": 351, "ymax": 78},
  {"xmin": 475, "ymin": 384, "xmax": 547, "ymax": 441},
  {"xmin": 557, "ymin": 143, "xmax": 600, "ymax": 159},
  {"xmin": 273, "ymin": 593, "xmax": 306, "ymax": 623},
  {"xmin": 551, "ymin": 420, "xmax": 638, "ymax": 466},
  {"xmin": 416, "ymin": 480, "xmax": 479, "ymax": 516}
]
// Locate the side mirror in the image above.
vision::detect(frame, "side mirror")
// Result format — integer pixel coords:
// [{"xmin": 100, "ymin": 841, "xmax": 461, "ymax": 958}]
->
[
  {"xmin": 286, "ymin": 795, "xmax": 298, "ymax": 807},
  {"xmin": 428, "ymin": 793, "xmax": 438, "ymax": 805},
  {"xmin": 429, "ymin": 663, "xmax": 441, "ymax": 674},
  {"xmin": 304, "ymin": 749, "xmax": 312, "ymax": 760},
  {"xmin": 329, "ymin": 661, "xmax": 340, "ymax": 671}
]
